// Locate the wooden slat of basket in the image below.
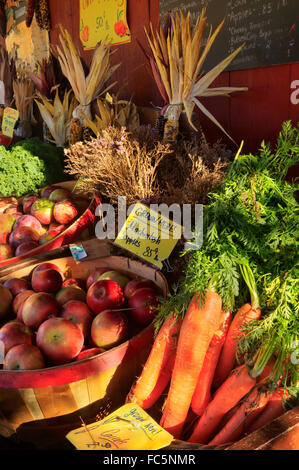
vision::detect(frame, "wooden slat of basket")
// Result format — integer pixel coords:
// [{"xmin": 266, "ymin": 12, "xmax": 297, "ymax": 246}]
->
[{"xmin": 227, "ymin": 406, "xmax": 299, "ymax": 450}]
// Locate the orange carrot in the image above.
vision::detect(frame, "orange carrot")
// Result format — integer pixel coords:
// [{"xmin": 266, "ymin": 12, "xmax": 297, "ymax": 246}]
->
[
  {"xmin": 213, "ymin": 264, "xmax": 262, "ymax": 388},
  {"xmin": 246, "ymin": 388, "xmax": 287, "ymax": 434},
  {"xmin": 213, "ymin": 304, "xmax": 261, "ymax": 389},
  {"xmin": 208, "ymin": 387, "xmax": 271, "ymax": 446},
  {"xmin": 191, "ymin": 310, "xmax": 232, "ymax": 416},
  {"xmin": 126, "ymin": 314, "xmax": 181, "ymax": 409},
  {"xmin": 188, "ymin": 364, "xmax": 256, "ymax": 444},
  {"xmin": 160, "ymin": 290, "xmax": 223, "ymax": 439}
]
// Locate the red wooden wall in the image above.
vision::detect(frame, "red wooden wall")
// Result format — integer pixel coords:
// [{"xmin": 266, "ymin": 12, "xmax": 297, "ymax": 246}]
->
[{"xmin": 48, "ymin": 0, "xmax": 299, "ymax": 160}]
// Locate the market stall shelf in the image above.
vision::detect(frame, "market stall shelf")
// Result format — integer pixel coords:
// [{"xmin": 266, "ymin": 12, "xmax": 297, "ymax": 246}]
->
[
  {"xmin": 0, "ymin": 181, "xmax": 100, "ymax": 268},
  {"xmin": 0, "ymin": 255, "xmax": 168, "ymax": 449}
]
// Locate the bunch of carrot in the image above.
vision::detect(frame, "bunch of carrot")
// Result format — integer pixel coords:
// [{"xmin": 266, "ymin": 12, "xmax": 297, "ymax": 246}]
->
[{"xmin": 126, "ymin": 281, "xmax": 287, "ymax": 446}]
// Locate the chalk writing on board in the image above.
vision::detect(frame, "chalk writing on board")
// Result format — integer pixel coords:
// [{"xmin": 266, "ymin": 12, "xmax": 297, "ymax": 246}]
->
[{"xmin": 159, "ymin": 0, "xmax": 298, "ymax": 70}]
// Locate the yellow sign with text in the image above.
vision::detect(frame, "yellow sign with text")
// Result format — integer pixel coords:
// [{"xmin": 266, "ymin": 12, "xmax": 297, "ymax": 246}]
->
[
  {"xmin": 66, "ymin": 404, "xmax": 173, "ymax": 450},
  {"xmin": 80, "ymin": 0, "xmax": 131, "ymax": 49},
  {"xmin": 114, "ymin": 203, "xmax": 183, "ymax": 269},
  {"xmin": 2, "ymin": 107, "xmax": 19, "ymax": 138}
]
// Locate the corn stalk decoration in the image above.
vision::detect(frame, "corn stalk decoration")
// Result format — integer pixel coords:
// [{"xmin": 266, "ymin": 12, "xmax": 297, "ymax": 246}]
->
[
  {"xmin": 144, "ymin": 9, "xmax": 248, "ymax": 144},
  {"xmin": 35, "ymin": 89, "xmax": 77, "ymax": 147},
  {"xmin": 56, "ymin": 26, "xmax": 120, "ymax": 129}
]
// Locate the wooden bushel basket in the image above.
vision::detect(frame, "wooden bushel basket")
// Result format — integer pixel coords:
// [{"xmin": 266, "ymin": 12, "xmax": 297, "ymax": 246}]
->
[
  {"xmin": 0, "ymin": 181, "xmax": 100, "ymax": 268},
  {"xmin": 0, "ymin": 256, "xmax": 168, "ymax": 449}
]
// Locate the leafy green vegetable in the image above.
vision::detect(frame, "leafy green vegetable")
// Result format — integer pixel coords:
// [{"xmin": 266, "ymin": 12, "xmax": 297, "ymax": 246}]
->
[
  {"xmin": 0, "ymin": 138, "xmax": 65, "ymax": 197},
  {"xmin": 156, "ymin": 121, "xmax": 299, "ymax": 398}
]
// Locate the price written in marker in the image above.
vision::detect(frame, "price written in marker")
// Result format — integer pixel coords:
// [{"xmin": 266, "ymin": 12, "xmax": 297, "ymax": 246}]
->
[
  {"xmin": 1, "ymin": 107, "xmax": 19, "ymax": 138},
  {"xmin": 66, "ymin": 404, "xmax": 173, "ymax": 450},
  {"xmin": 114, "ymin": 203, "xmax": 183, "ymax": 269}
]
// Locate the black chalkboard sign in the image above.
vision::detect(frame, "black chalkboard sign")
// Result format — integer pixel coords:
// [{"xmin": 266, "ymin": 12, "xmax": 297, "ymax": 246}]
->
[{"xmin": 159, "ymin": 0, "xmax": 299, "ymax": 71}]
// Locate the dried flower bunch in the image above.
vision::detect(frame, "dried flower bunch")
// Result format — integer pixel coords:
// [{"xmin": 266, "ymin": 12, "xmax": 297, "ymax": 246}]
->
[
  {"xmin": 64, "ymin": 126, "xmax": 230, "ymax": 207},
  {"xmin": 159, "ymin": 137, "xmax": 231, "ymax": 205},
  {"xmin": 64, "ymin": 126, "xmax": 172, "ymax": 205}
]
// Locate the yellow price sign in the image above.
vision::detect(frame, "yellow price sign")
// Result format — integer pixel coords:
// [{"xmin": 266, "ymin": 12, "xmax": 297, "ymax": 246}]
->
[
  {"xmin": 114, "ymin": 203, "xmax": 183, "ymax": 269},
  {"xmin": 80, "ymin": 0, "xmax": 131, "ymax": 49},
  {"xmin": 66, "ymin": 404, "xmax": 173, "ymax": 450},
  {"xmin": 2, "ymin": 107, "xmax": 19, "ymax": 138}
]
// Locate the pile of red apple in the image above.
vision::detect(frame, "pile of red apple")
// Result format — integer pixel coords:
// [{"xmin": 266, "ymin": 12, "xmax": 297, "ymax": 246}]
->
[
  {"xmin": 0, "ymin": 263, "xmax": 161, "ymax": 370},
  {"xmin": 0, "ymin": 186, "xmax": 89, "ymax": 261}
]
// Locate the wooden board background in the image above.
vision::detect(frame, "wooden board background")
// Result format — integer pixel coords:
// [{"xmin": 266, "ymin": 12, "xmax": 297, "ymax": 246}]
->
[{"xmin": 48, "ymin": 0, "xmax": 299, "ymax": 177}]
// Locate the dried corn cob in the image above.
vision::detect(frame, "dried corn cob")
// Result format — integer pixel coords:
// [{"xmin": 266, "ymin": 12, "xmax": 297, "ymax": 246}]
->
[
  {"xmin": 68, "ymin": 117, "xmax": 83, "ymax": 146},
  {"xmin": 26, "ymin": 0, "xmax": 36, "ymax": 28},
  {"xmin": 35, "ymin": 0, "xmax": 51, "ymax": 31}
]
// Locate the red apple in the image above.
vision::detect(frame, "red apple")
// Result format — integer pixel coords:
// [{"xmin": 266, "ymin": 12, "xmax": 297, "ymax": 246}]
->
[
  {"xmin": 30, "ymin": 199, "xmax": 55, "ymax": 225},
  {"xmin": 62, "ymin": 278, "xmax": 86, "ymax": 290},
  {"xmin": 86, "ymin": 280, "xmax": 125, "ymax": 315},
  {"xmin": 9, "ymin": 226, "xmax": 40, "ymax": 250},
  {"xmin": 53, "ymin": 200, "xmax": 78, "ymax": 225},
  {"xmin": 98, "ymin": 271, "xmax": 130, "ymax": 289},
  {"xmin": 3, "ymin": 278, "xmax": 30, "ymax": 296},
  {"xmin": 0, "ymin": 321, "xmax": 33, "ymax": 354},
  {"xmin": 4, "ymin": 344, "xmax": 45, "ymax": 370},
  {"xmin": 86, "ymin": 268, "xmax": 112, "ymax": 290},
  {"xmin": 40, "ymin": 185, "xmax": 61, "ymax": 199},
  {"xmin": 0, "ymin": 213, "xmax": 16, "ymax": 234},
  {"xmin": 22, "ymin": 194, "xmax": 39, "ymax": 214},
  {"xmin": 75, "ymin": 347, "xmax": 105, "ymax": 361},
  {"xmin": 33, "ymin": 262, "xmax": 62, "ymax": 274},
  {"xmin": 0, "ymin": 243, "xmax": 14, "ymax": 260},
  {"xmin": 16, "ymin": 300, "xmax": 26, "ymax": 323},
  {"xmin": 12, "ymin": 290, "xmax": 35, "ymax": 315},
  {"xmin": 91, "ymin": 309, "xmax": 129, "ymax": 349},
  {"xmin": 14, "ymin": 214, "xmax": 43, "ymax": 235},
  {"xmin": 49, "ymin": 188, "xmax": 72, "ymax": 203},
  {"xmin": 124, "ymin": 278, "xmax": 158, "ymax": 299},
  {"xmin": 15, "ymin": 241, "xmax": 39, "ymax": 256},
  {"xmin": 31, "ymin": 264, "xmax": 63, "ymax": 293},
  {"xmin": 36, "ymin": 317, "xmax": 84, "ymax": 365},
  {"xmin": 22, "ymin": 292, "xmax": 59, "ymax": 329},
  {"xmin": 60, "ymin": 300, "xmax": 93, "ymax": 337},
  {"xmin": 56, "ymin": 285, "xmax": 86, "ymax": 306},
  {"xmin": 128, "ymin": 288, "xmax": 159, "ymax": 327},
  {"xmin": 0, "ymin": 284, "xmax": 13, "ymax": 319}
]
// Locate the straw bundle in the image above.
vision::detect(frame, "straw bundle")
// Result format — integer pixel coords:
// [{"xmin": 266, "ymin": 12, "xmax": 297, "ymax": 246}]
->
[
  {"xmin": 56, "ymin": 25, "xmax": 120, "ymax": 125},
  {"xmin": 35, "ymin": 89, "xmax": 77, "ymax": 147},
  {"xmin": 144, "ymin": 9, "xmax": 248, "ymax": 143},
  {"xmin": 13, "ymin": 73, "xmax": 35, "ymax": 122}
]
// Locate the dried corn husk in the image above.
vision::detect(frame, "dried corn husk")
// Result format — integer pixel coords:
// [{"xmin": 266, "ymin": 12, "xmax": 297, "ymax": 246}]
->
[
  {"xmin": 56, "ymin": 26, "xmax": 120, "ymax": 126},
  {"xmin": 35, "ymin": 89, "xmax": 77, "ymax": 147},
  {"xmin": 80, "ymin": 95, "xmax": 140, "ymax": 136},
  {"xmin": 145, "ymin": 9, "xmax": 248, "ymax": 143},
  {"xmin": 13, "ymin": 73, "xmax": 35, "ymax": 122}
]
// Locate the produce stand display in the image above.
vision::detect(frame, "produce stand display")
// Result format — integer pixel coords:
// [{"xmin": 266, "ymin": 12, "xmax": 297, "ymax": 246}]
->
[{"xmin": 0, "ymin": 3, "xmax": 298, "ymax": 452}]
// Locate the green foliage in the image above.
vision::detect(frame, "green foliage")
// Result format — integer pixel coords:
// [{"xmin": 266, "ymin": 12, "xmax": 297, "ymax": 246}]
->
[
  {"xmin": 0, "ymin": 138, "xmax": 65, "ymax": 197},
  {"xmin": 157, "ymin": 121, "xmax": 299, "ymax": 396}
]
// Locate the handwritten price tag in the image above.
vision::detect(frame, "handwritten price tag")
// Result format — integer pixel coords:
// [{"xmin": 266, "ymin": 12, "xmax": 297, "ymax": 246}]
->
[
  {"xmin": 2, "ymin": 107, "xmax": 19, "ymax": 138},
  {"xmin": 114, "ymin": 203, "xmax": 183, "ymax": 269},
  {"xmin": 66, "ymin": 404, "xmax": 173, "ymax": 450}
]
